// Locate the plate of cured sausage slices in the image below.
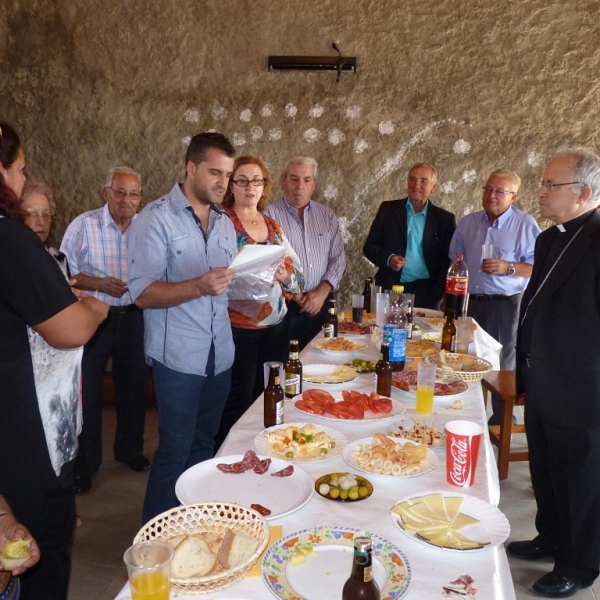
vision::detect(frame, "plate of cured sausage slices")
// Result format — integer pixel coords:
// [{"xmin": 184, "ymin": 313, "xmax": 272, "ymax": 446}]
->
[
  {"xmin": 175, "ymin": 451, "xmax": 314, "ymax": 520},
  {"xmin": 292, "ymin": 389, "xmax": 406, "ymax": 422}
]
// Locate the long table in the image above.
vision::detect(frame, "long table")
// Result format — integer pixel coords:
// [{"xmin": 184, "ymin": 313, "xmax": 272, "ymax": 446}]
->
[{"xmin": 116, "ymin": 325, "xmax": 515, "ymax": 600}]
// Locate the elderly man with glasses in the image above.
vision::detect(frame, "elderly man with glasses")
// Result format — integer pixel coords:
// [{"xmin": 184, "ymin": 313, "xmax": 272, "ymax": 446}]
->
[
  {"xmin": 448, "ymin": 170, "xmax": 540, "ymax": 423},
  {"xmin": 61, "ymin": 166, "xmax": 151, "ymax": 494}
]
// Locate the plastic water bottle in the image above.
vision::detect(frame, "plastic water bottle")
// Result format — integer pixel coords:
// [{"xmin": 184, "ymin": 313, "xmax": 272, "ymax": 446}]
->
[
  {"xmin": 445, "ymin": 254, "xmax": 469, "ymax": 318},
  {"xmin": 383, "ymin": 284, "xmax": 407, "ymax": 372}
]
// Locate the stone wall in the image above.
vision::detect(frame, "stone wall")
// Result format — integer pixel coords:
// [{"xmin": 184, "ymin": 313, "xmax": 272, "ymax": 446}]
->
[{"xmin": 2, "ymin": 0, "xmax": 599, "ymax": 303}]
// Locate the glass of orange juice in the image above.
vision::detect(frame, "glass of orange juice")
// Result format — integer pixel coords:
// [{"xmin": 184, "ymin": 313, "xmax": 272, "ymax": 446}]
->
[
  {"xmin": 415, "ymin": 362, "xmax": 437, "ymax": 414},
  {"xmin": 123, "ymin": 540, "xmax": 173, "ymax": 600}
]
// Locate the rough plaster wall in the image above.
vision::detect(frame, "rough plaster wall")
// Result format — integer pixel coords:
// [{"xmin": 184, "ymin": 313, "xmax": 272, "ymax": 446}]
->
[{"xmin": 1, "ymin": 0, "xmax": 599, "ymax": 304}]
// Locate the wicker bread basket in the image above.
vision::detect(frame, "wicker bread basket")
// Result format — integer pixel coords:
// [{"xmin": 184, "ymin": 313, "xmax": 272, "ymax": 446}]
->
[
  {"xmin": 134, "ymin": 502, "xmax": 270, "ymax": 594},
  {"xmin": 425, "ymin": 353, "xmax": 493, "ymax": 383}
]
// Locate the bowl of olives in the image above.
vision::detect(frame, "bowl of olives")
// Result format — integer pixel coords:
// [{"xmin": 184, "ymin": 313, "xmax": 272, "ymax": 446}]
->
[
  {"xmin": 346, "ymin": 358, "xmax": 377, "ymax": 373},
  {"xmin": 314, "ymin": 472, "xmax": 373, "ymax": 502}
]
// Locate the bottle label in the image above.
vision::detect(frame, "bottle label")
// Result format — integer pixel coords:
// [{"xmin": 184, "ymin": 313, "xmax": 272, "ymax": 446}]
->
[
  {"xmin": 275, "ymin": 400, "xmax": 284, "ymax": 425},
  {"xmin": 445, "ymin": 277, "xmax": 468, "ymax": 295},
  {"xmin": 373, "ymin": 373, "xmax": 378, "ymax": 392},
  {"xmin": 363, "ymin": 564, "xmax": 374, "ymax": 583},
  {"xmin": 383, "ymin": 326, "xmax": 406, "ymax": 362},
  {"xmin": 285, "ymin": 374, "xmax": 300, "ymax": 396},
  {"xmin": 406, "ymin": 322, "xmax": 413, "ymax": 339},
  {"xmin": 323, "ymin": 324, "xmax": 334, "ymax": 338}
]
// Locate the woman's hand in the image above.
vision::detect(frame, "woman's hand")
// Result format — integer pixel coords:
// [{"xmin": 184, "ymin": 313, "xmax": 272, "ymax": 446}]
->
[
  {"xmin": 274, "ymin": 263, "xmax": 292, "ymax": 286},
  {"xmin": 0, "ymin": 512, "xmax": 41, "ymax": 576}
]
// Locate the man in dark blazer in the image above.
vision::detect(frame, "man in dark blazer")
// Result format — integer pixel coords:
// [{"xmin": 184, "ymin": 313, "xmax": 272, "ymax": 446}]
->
[
  {"xmin": 508, "ymin": 149, "xmax": 600, "ymax": 598},
  {"xmin": 363, "ymin": 163, "xmax": 456, "ymax": 309}
]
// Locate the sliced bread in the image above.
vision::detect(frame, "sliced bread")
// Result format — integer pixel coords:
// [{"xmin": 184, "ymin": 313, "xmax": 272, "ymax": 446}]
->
[
  {"xmin": 216, "ymin": 529, "xmax": 259, "ymax": 570},
  {"xmin": 171, "ymin": 535, "xmax": 216, "ymax": 578}
]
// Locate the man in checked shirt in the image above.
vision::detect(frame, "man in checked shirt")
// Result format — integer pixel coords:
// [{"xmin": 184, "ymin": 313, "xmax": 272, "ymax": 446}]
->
[
  {"xmin": 264, "ymin": 156, "xmax": 346, "ymax": 350},
  {"xmin": 61, "ymin": 167, "xmax": 150, "ymax": 494}
]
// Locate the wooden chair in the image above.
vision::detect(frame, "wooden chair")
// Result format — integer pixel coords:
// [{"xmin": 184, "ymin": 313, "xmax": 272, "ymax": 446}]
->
[{"xmin": 481, "ymin": 370, "xmax": 528, "ymax": 479}]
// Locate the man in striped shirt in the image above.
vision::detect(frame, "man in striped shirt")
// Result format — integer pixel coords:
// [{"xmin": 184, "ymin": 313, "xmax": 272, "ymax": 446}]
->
[
  {"xmin": 61, "ymin": 167, "xmax": 150, "ymax": 494},
  {"xmin": 264, "ymin": 156, "xmax": 346, "ymax": 350},
  {"xmin": 449, "ymin": 169, "xmax": 540, "ymax": 422}
]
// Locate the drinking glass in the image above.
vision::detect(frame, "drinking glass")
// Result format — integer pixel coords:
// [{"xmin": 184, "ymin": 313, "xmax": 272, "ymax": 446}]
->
[
  {"xmin": 123, "ymin": 541, "xmax": 173, "ymax": 600},
  {"xmin": 352, "ymin": 294, "xmax": 364, "ymax": 323},
  {"xmin": 416, "ymin": 362, "xmax": 437, "ymax": 414}
]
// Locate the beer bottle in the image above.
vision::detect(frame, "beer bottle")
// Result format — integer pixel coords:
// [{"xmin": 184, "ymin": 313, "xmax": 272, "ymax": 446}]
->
[
  {"xmin": 342, "ymin": 537, "xmax": 380, "ymax": 600},
  {"xmin": 442, "ymin": 308, "xmax": 456, "ymax": 352},
  {"xmin": 284, "ymin": 340, "xmax": 302, "ymax": 398},
  {"xmin": 374, "ymin": 341, "xmax": 392, "ymax": 397},
  {"xmin": 323, "ymin": 298, "xmax": 338, "ymax": 338},
  {"xmin": 264, "ymin": 364, "xmax": 284, "ymax": 428},
  {"xmin": 362, "ymin": 278, "xmax": 372, "ymax": 313}
]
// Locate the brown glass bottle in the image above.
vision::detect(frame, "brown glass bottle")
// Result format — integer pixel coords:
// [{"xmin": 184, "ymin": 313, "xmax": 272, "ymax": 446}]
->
[
  {"xmin": 441, "ymin": 308, "xmax": 456, "ymax": 352},
  {"xmin": 323, "ymin": 298, "xmax": 338, "ymax": 338},
  {"xmin": 342, "ymin": 537, "xmax": 381, "ymax": 600},
  {"xmin": 362, "ymin": 278, "xmax": 372, "ymax": 313},
  {"xmin": 374, "ymin": 342, "xmax": 392, "ymax": 397},
  {"xmin": 284, "ymin": 340, "xmax": 302, "ymax": 398},
  {"xmin": 264, "ymin": 364, "xmax": 284, "ymax": 428}
]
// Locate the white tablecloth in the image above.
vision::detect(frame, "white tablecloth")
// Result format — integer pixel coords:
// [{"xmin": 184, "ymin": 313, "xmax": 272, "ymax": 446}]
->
[{"xmin": 116, "ymin": 321, "xmax": 515, "ymax": 600}]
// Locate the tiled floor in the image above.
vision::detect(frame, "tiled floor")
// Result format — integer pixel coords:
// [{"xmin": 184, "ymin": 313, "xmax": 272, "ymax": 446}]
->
[{"xmin": 68, "ymin": 406, "xmax": 600, "ymax": 599}]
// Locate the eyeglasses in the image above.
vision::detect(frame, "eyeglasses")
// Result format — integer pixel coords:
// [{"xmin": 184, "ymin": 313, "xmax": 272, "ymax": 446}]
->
[
  {"xmin": 108, "ymin": 187, "xmax": 142, "ymax": 200},
  {"xmin": 482, "ymin": 187, "xmax": 516, "ymax": 197},
  {"xmin": 538, "ymin": 181, "xmax": 581, "ymax": 191},
  {"xmin": 232, "ymin": 179, "xmax": 265, "ymax": 188},
  {"xmin": 24, "ymin": 210, "xmax": 54, "ymax": 222}
]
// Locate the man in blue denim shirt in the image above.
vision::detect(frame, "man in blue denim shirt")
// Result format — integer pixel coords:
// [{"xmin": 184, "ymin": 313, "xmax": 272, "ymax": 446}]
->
[{"xmin": 128, "ymin": 132, "xmax": 237, "ymax": 523}]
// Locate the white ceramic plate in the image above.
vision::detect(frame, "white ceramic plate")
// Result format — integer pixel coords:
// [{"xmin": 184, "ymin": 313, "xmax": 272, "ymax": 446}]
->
[
  {"xmin": 391, "ymin": 370, "xmax": 468, "ymax": 397},
  {"xmin": 343, "ymin": 435, "xmax": 438, "ymax": 478},
  {"xmin": 390, "ymin": 491, "xmax": 510, "ymax": 552},
  {"xmin": 310, "ymin": 338, "xmax": 369, "ymax": 356},
  {"xmin": 292, "ymin": 391, "xmax": 406, "ymax": 422},
  {"xmin": 254, "ymin": 422, "xmax": 347, "ymax": 463},
  {"xmin": 387, "ymin": 418, "xmax": 446, "ymax": 447},
  {"xmin": 302, "ymin": 363, "xmax": 358, "ymax": 385},
  {"xmin": 175, "ymin": 455, "xmax": 314, "ymax": 521},
  {"xmin": 262, "ymin": 526, "xmax": 412, "ymax": 600}
]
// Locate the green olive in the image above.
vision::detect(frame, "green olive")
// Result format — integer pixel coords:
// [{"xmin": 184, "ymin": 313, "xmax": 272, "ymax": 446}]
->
[
  {"xmin": 329, "ymin": 487, "xmax": 340, "ymax": 499},
  {"xmin": 359, "ymin": 486, "xmax": 369, "ymax": 498},
  {"xmin": 339, "ymin": 489, "xmax": 349, "ymax": 500},
  {"xmin": 349, "ymin": 489, "xmax": 359, "ymax": 500}
]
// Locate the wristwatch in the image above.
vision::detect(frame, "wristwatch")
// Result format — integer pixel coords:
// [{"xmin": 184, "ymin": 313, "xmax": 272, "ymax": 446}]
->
[{"xmin": 506, "ymin": 262, "xmax": 516, "ymax": 276}]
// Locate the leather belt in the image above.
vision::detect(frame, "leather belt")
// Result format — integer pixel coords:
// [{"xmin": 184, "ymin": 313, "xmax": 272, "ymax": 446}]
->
[
  {"xmin": 469, "ymin": 294, "xmax": 513, "ymax": 302},
  {"xmin": 109, "ymin": 304, "xmax": 139, "ymax": 314}
]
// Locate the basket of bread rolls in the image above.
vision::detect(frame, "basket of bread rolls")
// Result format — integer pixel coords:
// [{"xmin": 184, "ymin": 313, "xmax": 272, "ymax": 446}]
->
[{"xmin": 134, "ymin": 502, "xmax": 270, "ymax": 593}]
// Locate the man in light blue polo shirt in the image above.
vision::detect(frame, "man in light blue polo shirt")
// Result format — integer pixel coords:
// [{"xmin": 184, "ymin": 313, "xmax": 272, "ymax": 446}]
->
[
  {"xmin": 127, "ymin": 132, "xmax": 237, "ymax": 523},
  {"xmin": 449, "ymin": 169, "xmax": 540, "ymax": 423}
]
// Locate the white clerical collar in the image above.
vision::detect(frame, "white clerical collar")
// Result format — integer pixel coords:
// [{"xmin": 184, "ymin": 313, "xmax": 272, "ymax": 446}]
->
[{"xmin": 557, "ymin": 224, "xmax": 566, "ymax": 232}]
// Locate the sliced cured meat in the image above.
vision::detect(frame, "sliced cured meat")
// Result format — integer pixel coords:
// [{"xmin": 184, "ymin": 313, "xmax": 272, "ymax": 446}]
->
[
  {"xmin": 253, "ymin": 458, "xmax": 271, "ymax": 474},
  {"xmin": 271, "ymin": 465, "xmax": 294, "ymax": 477},
  {"xmin": 241, "ymin": 450, "xmax": 260, "ymax": 469}
]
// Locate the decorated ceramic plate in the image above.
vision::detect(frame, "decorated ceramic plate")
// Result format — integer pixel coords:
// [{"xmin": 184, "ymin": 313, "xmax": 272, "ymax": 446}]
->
[
  {"xmin": 390, "ymin": 491, "xmax": 510, "ymax": 552},
  {"xmin": 254, "ymin": 422, "xmax": 347, "ymax": 463},
  {"xmin": 262, "ymin": 526, "xmax": 411, "ymax": 600}
]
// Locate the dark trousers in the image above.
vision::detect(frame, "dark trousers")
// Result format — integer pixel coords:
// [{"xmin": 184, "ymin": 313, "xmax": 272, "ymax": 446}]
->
[
  {"xmin": 522, "ymin": 362, "xmax": 600, "ymax": 586},
  {"xmin": 17, "ymin": 459, "xmax": 75, "ymax": 600},
  {"xmin": 401, "ymin": 279, "xmax": 442, "ymax": 310},
  {"xmin": 76, "ymin": 307, "xmax": 148, "ymax": 477},
  {"xmin": 214, "ymin": 321, "xmax": 288, "ymax": 450},
  {"xmin": 285, "ymin": 294, "xmax": 331, "ymax": 352},
  {"xmin": 468, "ymin": 294, "xmax": 520, "ymax": 424},
  {"xmin": 142, "ymin": 360, "xmax": 231, "ymax": 524}
]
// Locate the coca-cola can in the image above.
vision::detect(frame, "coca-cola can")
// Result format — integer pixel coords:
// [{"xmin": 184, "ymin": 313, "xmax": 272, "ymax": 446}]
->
[{"xmin": 445, "ymin": 420, "xmax": 483, "ymax": 487}]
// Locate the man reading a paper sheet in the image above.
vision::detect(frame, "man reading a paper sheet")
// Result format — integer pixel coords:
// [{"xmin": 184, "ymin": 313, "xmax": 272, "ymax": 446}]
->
[{"xmin": 127, "ymin": 132, "xmax": 237, "ymax": 523}]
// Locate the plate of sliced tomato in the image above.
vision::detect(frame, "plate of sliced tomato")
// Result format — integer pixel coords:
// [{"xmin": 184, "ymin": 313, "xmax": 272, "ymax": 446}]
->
[{"xmin": 292, "ymin": 388, "xmax": 406, "ymax": 421}]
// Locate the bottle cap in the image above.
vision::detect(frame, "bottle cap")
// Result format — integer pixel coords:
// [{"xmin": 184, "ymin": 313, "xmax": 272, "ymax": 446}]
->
[
  {"xmin": 354, "ymin": 537, "xmax": 373, "ymax": 551},
  {"xmin": 392, "ymin": 284, "xmax": 404, "ymax": 292}
]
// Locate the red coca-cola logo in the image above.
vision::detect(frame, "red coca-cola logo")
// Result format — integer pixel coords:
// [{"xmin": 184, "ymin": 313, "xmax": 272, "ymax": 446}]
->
[
  {"xmin": 446, "ymin": 277, "xmax": 468, "ymax": 295},
  {"xmin": 448, "ymin": 436, "xmax": 470, "ymax": 486}
]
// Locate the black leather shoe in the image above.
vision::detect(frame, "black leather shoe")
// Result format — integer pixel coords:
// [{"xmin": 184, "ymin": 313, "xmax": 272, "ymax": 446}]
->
[
  {"xmin": 507, "ymin": 539, "xmax": 555, "ymax": 561},
  {"xmin": 74, "ymin": 473, "xmax": 91, "ymax": 495},
  {"xmin": 533, "ymin": 571, "xmax": 586, "ymax": 598},
  {"xmin": 126, "ymin": 456, "xmax": 152, "ymax": 472}
]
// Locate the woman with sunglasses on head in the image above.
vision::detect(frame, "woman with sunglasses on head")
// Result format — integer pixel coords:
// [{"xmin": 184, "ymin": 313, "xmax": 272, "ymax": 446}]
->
[
  {"xmin": 0, "ymin": 121, "xmax": 108, "ymax": 599},
  {"xmin": 214, "ymin": 155, "xmax": 304, "ymax": 450}
]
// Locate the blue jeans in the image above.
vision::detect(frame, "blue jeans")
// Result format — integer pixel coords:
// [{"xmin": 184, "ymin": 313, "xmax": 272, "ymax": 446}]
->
[{"xmin": 142, "ymin": 360, "xmax": 231, "ymax": 524}]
